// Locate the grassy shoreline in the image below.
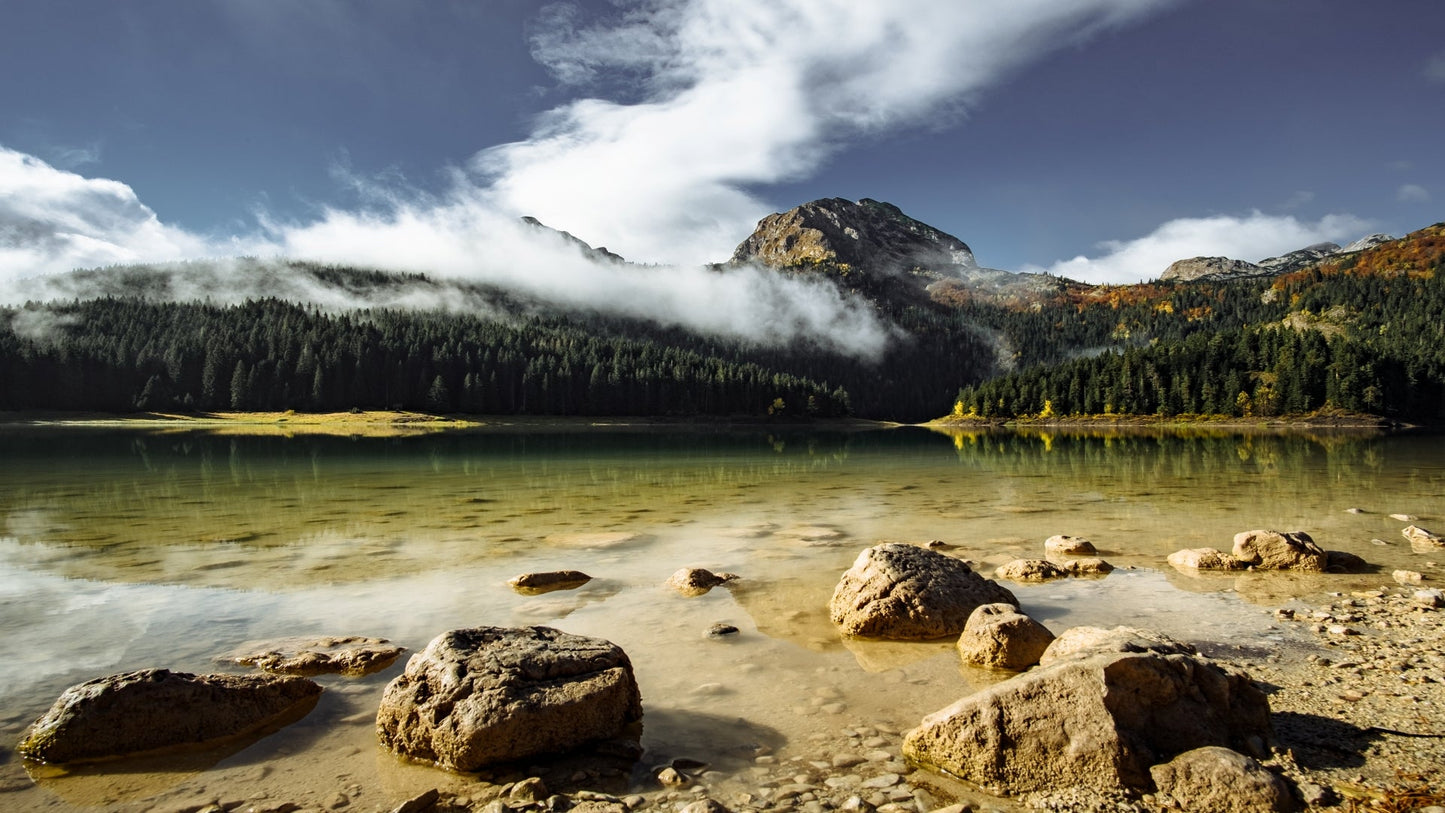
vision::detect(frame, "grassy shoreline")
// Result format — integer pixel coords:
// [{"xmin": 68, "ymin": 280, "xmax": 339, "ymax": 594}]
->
[{"xmin": 0, "ymin": 410, "xmax": 890, "ymax": 436}]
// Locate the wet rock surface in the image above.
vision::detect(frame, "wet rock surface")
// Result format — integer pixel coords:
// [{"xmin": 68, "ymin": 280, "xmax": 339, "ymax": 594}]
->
[
  {"xmin": 666, "ymin": 568, "xmax": 738, "ymax": 597},
  {"xmin": 509, "ymin": 570, "xmax": 594, "ymax": 594},
  {"xmin": 376, "ymin": 626, "xmax": 643, "ymax": 772},
  {"xmin": 17, "ymin": 669, "xmax": 320, "ymax": 764},
  {"xmin": 226, "ymin": 635, "xmax": 405, "ymax": 676},
  {"xmin": 829, "ymin": 543, "xmax": 1017, "ymax": 640},
  {"xmin": 993, "ymin": 559, "xmax": 1067, "ymax": 582}
]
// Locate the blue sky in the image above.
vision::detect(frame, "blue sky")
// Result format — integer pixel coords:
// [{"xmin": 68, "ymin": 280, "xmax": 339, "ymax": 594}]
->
[{"xmin": 2, "ymin": 0, "xmax": 1442, "ymax": 288}]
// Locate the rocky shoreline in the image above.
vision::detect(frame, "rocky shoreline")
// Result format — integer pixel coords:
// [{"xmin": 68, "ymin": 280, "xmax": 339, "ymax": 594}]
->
[{"xmin": 7, "ymin": 541, "xmax": 1444, "ymax": 813}]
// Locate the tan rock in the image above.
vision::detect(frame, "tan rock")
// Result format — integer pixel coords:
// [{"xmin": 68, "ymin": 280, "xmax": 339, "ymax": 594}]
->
[
  {"xmin": 1038, "ymin": 625, "xmax": 1196, "ymax": 666},
  {"xmin": 375, "ymin": 626, "xmax": 642, "ymax": 771},
  {"xmin": 1394, "ymin": 569, "xmax": 1426, "ymax": 585},
  {"xmin": 955, "ymin": 603, "xmax": 1055, "ymax": 670},
  {"xmin": 665, "ymin": 568, "xmax": 738, "ymax": 596},
  {"xmin": 509, "ymin": 570, "xmax": 593, "ymax": 594},
  {"xmin": 994, "ymin": 558, "xmax": 1067, "ymax": 582},
  {"xmin": 1061, "ymin": 557, "xmax": 1114, "ymax": 576},
  {"xmin": 828, "ymin": 543, "xmax": 1017, "ymax": 640},
  {"xmin": 1044, "ymin": 535, "xmax": 1096, "ymax": 556},
  {"xmin": 1168, "ymin": 548, "xmax": 1247, "ymax": 571},
  {"xmin": 1232, "ymin": 530, "xmax": 1328, "ymax": 571},
  {"xmin": 227, "ymin": 635, "xmax": 404, "ymax": 676},
  {"xmin": 1150, "ymin": 746, "xmax": 1296, "ymax": 812},
  {"xmin": 1403, "ymin": 525, "xmax": 1444, "ymax": 552},
  {"xmin": 903, "ymin": 645, "xmax": 1271, "ymax": 794},
  {"xmin": 18, "ymin": 669, "xmax": 320, "ymax": 764}
]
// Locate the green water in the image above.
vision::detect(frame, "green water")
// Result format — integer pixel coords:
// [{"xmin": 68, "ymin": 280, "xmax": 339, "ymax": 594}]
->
[{"xmin": 1, "ymin": 425, "xmax": 1442, "ymax": 810}]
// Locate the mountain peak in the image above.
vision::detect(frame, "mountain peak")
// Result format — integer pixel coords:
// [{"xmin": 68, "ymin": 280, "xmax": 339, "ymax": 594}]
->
[{"xmin": 730, "ymin": 197, "xmax": 978, "ymax": 272}]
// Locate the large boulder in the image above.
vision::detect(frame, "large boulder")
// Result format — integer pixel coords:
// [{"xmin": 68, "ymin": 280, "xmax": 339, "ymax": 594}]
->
[
  {"xmin": 1150, "ymin": 746, "xmax": 1296, "ymax": 812},
  {"xmin": 376, "ymin": 626, "xmax": 642, "ymax": 772},
  {"xmin": 829, "ymin": 544, "xmax": 1017, "ymax": 640},
  {"xmin": 1232, "ymin": 530, "xmax": 1327, "ymax": 571},
  {"xmin": 905, "ymin": 631, "xmax": 1271, "ymax": 795},
  {"xmin": 17, "ymin": 669, "xmax": 320, "ymax": 764},
  {"xmin": 955, "ymin": 604, "xmax": 1055, "ymax": 670}
]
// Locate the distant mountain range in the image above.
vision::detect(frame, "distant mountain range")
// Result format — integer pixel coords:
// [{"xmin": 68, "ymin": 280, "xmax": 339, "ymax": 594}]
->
[{"xmin": 2, "ymin": 197, "xmax": 1442, "ymax": 423}]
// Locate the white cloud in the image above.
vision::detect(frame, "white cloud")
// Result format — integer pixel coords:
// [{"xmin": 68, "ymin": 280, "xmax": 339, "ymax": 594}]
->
[
  {"xmin": 1026, "ymin": 211, "xmax": 1373, "ymax": 285},
  {"xmin": 1397, "ymin": 183, "xmax": 1431, "ymax": 203},
  {"xmin": 484, "ymin": 0, "xmax": 1182, "ymax": 265},
  {"xmin": 1425, "ymin": 50, "xmax": 1445, "ymax": 83},
  {"xmin": 0, "ymin": 0, "xmax": 1187, "ymax": 356},
  {"xmin": 0, "ymin": 146, "xmax": 258, "ymax": 285}
]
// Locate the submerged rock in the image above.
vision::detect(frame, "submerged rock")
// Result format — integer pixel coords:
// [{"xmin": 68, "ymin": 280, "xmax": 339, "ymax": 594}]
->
[
  {"xmin": 665, "ymin": 568, "xmax": 738, "ymax": 596},
  {"xmin": 1150, "ymin": 746, "xmax": 1296, "ymax": 812},
  {"xmin": 994, "ymin": 558, "xmax": 1067, "ymax": 582},
  {"xmin": 1168, "ymin": 547, "xmax": 1248, "ymax": 571},
  {"xmin": 227, "ymin": 635, "xmax": 404, "ymax": 676},
  {"xmin": 509, "ymin": 570, "xmax": 594, "ymax": 594},
  {"xmin": 955, "ymin": 603, "xmax": 1055, "ymax": 670},
  {"xmin": 18, "ymin": 669, "xmax": 320, "ymax": 764},
  {"xmin": 828, "ymin": 543, "xmax": 1017, "ymax": 640},
  {"xmin": 1232, "ymin": 530, "xmax": 1328, "ymax": 571},
  {"xmin": 904, "ymin": 630, "xmax": 1271, "ymax": 795},
  {"xmin": 376, "ymin": 626, "xmax": 642, "ymax": 772}
]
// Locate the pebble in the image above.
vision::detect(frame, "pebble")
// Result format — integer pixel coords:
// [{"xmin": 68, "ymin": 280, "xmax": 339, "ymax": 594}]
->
[
  {"xmin": 860, "ymin": 772, "xmax": 901, "ymax": 789},
  {"xmin": 705, "ymin": 624, "xmax": 739, "ymax": 637}
]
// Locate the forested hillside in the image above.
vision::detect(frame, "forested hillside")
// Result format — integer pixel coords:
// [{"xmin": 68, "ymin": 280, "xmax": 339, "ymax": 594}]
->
[
  {"xmin": 2, "ymin": 208, "xmax": 1440, "ymax": 424},
  {"xmin": 0, "ymin": 298, "xmax": 852, "ymax": 417},
  {"xmin": 952, "ymin": 223, "xmax": 1445, "ymax": 422}
]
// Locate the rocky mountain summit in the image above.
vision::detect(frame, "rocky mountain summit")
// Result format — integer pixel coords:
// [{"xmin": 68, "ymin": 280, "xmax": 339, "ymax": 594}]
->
[
  {"xmin": 730, "ymin": 197, "xmax": 978, "ymax": 272},
  {"xmin": 1162, "ymin": 234, "xmax": 1398, "ymax": 283},
  {"xmin": 729, "ymin": 197, "xmax": 1056, "ymax": 303}
]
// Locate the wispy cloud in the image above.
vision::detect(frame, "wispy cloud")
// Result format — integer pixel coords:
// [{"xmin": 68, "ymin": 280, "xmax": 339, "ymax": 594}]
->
[
  {"xmin": 1397, "ymin": 183, "xmax": 1431, "ymax": 203},
  {"xmin": 1026, "ymin": 211, "xmax": 1373, "ymax": 285}
]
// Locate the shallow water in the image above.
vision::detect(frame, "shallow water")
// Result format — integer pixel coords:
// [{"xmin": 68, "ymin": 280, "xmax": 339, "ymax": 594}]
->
[{"xmin": 1, "ymin": 424, "xmax": 1442, "ymax": 810}]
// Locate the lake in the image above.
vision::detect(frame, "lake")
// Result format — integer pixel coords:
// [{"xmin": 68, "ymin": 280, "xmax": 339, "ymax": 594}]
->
[{"xmin": 2, "ymin": 423, "xmax": 1442, "ymax": 810}]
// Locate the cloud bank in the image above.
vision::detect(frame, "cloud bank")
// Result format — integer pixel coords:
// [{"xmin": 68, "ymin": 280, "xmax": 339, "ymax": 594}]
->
[
  {"xmin": 0, "ymin": 147, "xmax": 246, "ymax": 285},
  {"xmin": 2, "ymin": 0, "xmax": 1188, "ymax": 356},
  {"xmin": 1027, "ymin": 212, "xmax": 1373, "ymax": 285}
]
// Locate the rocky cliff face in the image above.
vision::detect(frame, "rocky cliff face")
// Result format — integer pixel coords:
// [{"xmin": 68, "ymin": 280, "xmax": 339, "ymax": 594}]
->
[
  {"xmin": 728, "ymin": 198, "xmax": 1059, "ymax": 305},
  {"xmin": 730, "ymin": 198, "xmax": 977, "ymax": 273},
  {"xmin": 1161, "ymin": 257, "xmax": 1264, "ymax": 283}
]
